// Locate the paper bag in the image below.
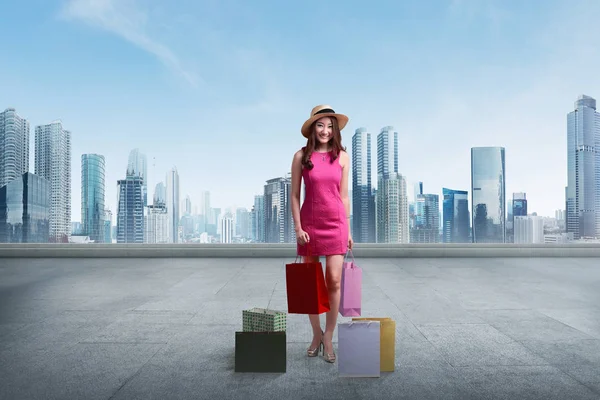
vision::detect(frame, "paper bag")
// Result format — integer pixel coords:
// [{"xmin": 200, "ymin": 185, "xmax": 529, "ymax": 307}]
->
[
  {"xmin": 338, "ymin": 320, "xmax": 380, "ymax": 377},
  {"xmin": 339, "ymin": 250, "xmax": 362, "ymax": 317},
  {"xmin": 353, "ymin": 317, "xmax": 396, "ymax": 371}
]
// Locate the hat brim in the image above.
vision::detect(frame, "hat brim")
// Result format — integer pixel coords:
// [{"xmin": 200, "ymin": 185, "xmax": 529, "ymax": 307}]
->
[{"xmin": 301, "ymin": 113, "xmax": 349, "ymax": 138}]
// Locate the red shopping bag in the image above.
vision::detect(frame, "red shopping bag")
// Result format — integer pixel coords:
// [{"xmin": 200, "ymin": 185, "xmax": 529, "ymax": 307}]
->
[{"xmin": 285, "ymin": 248, "xmax": 330, "ymax": 314}]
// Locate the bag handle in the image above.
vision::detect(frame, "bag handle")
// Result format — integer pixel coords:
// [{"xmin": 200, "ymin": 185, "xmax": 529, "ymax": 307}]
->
[
  {"xmin": 294, "ymin": 237, "xmax": 313, "ymax": 263},
  {"xmin": 344, "ymin": 248, "xmax": 356, "ymax": 265}
]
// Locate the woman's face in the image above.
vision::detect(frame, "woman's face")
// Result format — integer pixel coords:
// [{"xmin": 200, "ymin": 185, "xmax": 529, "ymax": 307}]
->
[{"xmin": 313, "ymin": 117, "xmax": 333, "ymax": 146}]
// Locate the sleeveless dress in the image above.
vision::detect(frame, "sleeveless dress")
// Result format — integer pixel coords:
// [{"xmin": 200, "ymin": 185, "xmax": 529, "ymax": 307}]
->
[{"xmin": 297, "ymin": 150, "xmax": 349, "ymax": 256}]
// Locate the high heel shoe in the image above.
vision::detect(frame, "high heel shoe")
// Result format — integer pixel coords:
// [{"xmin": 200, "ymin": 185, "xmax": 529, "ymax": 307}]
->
[
  {"xmin": 322, "ymin": 332, "xmax": 336, "ymax": 363},
  {"xmin": 307, "ymin": 330, "xmax": 324, "ymax": 357}
]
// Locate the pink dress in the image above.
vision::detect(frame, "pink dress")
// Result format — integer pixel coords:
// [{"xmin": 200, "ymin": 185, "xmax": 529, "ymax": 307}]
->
[{"xmin": 297, "ymin": 150, "xmax": 349, "ymax": 256}]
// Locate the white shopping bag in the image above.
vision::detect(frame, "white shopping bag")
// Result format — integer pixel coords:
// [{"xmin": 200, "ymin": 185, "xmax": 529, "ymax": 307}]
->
[{"xmin": 338, "ymin": 320, "xmax": 381, "ymax": 378}]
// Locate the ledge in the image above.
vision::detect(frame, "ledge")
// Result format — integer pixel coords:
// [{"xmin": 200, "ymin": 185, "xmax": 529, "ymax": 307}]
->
[{"xmin": 1, "ymin": 243, "xmax": 600, "ymax": 258}]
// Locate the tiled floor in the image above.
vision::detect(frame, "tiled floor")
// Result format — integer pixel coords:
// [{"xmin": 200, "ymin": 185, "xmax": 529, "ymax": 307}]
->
[{"xmin": 1, "ymin": 256, "xmax": 599, "ymax": 399}]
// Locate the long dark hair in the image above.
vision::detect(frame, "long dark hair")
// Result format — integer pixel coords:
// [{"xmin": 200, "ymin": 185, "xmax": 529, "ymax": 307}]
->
[{"xmin": 301, "ymin": 116, "xmax": 346, "ymax": 170}]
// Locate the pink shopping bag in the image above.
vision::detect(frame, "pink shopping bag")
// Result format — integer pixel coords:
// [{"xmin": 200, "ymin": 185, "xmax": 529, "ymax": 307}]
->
[{"xmin": 339, "ymin": 249, "xmax": 362, "ymax": 317}]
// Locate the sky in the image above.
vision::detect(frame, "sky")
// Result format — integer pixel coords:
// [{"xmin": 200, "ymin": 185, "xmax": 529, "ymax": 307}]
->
[{"xmin": 1, "ymin": 0, "xmax": 600, "ymax": 221}]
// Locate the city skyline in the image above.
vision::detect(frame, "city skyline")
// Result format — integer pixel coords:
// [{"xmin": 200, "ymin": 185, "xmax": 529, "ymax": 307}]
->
[{"xmin": 2, "ymin": 1, "xmax": 600, "ymax": 219}]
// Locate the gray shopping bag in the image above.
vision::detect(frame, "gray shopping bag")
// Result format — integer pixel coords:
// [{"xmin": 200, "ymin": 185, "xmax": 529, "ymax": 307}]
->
[{"xmin": 338, "ymin": 320, "xmax": 381, "ymax": 377}]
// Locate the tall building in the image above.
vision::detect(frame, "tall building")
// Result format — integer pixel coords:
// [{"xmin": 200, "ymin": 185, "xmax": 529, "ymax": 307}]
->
[
  {"xmin": 236, "ymin": 207, "xmax": 250, "ymax": 239},
  {"xmin": 166, "ymin": 167, "xmax": 180, "ymax": 243},
  {"xmin": 35, "ymin": 121, "xmax": 71, "ymax": 242},
  {"xmin": 471, "ymin": 147, "xmax": 506, "ymax": 243},
  {"xmin": 221, "ymin": 215, "xmax": 234, "ymax": 243},
  {"xmin": 145, "ymin": 204, "xmax": 168, "ymax": 243},
  {"xmin": 0, "ymin": 108, "xmax": 30, "ymax": 188},
  {"xmin": 442, "ymin": 188, "xmax": 470, "ymax": 243},
  {"xmin": 251, "ymin": 194, "xmax": 265, "ymax": 242},
  {"xmin": 0, "ymin": 172, "xmax": 49, "ymax": 243},
  {"xmin": 116, "ymin": 175, "xmax": 144, "ymax": 243},
  {"xmin": 153, "ymin": 182, "xmax": 166, "ymax": 206},
  {"xmin": 199, "ymin": 190, "xmax": 210, "ymax": 233},
  {"xmin": 81, "ymin": 154, "xmax": 106, "ymax": 243},
  {"xmin": 184, "ymin": 195, "xmax": 192, "ymax": 216},
  {"xmin": 264, "ymin": 175, "xmax": 294, "ymax": 243},
  {"xmin": 411, "ymin": 191, "xmax": 440, "ymax": 243},
  {"xmin": 376, "ymin": 126, "xmax": 408, "ymax": 243},
  {"xmin": 513, "ymin": 193, "xmax": 527, "ymax": 218},
  {"xmin": 376, "ymin": 174, "xmax": 408, "ymax": 243},
  {"xmin": 104, "ymin": 209, "xmax": 112, "ymax": 243},
  {"xmin": 514, "ymin": 216, "xmax": 544, "ymax": 244},
  {"xmin": 127, "ymin": 149, "xmax": 148, "ymax": 206},
  {"xmin": 566, "ymin": 95, "xmax": 600, "ymax": 239},
  {"xmin": 352, "ymin": 128, "xmax": 375, "ymax": 243}
]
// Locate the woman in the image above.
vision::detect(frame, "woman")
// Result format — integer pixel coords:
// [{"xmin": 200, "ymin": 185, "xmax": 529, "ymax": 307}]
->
[{"xmin": 290, "ymin": 104, "xmax": 353, "ymax": 364}]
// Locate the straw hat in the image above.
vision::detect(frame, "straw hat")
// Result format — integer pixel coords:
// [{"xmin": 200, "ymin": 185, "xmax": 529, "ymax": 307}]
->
[{"xmin": 301, "ymin": 105, "xmax": 349, "ymax": 138}]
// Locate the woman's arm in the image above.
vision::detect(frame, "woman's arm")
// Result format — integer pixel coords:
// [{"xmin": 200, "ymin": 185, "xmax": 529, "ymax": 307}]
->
[
  {"xmin": 340, "ymin": 151, "xmax": 351, "ymax": 231},
  {"xmin": 290, "ymin": 150, "xmax": 304, "ymax": 234}
]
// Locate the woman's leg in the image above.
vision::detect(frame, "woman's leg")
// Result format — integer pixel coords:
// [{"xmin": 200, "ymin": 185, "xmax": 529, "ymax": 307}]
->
[
  {"xmin": 305, "ymin": 256, "xmax": 323, "ymax": 351},
  {"xmin": 323, "ymin": 254, "xmax": 344, "ymax": 357}
]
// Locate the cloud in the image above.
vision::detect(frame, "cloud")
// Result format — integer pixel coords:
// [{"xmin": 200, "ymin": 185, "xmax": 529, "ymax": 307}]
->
[{"xmin": 60, "ymin": 0, "xmax": 199, "ymax": 86}]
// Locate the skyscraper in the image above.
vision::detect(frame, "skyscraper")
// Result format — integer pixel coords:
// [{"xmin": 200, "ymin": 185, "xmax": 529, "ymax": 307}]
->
[
  {"xmin": 127, "ymin": 149, "xmax": 148, "ymax": 206},
  {"xmin": 377, "ymin": 126, "xmax": 398, "ymax": 177},
  {"xmin": 236, "ymin": 207, "xmax": 250, "ymax": 239},
  {"xmin": 411, "ymin": 190, "xmax": 440, "ymax": 244},
  {"xmin": 0, "ymin": 108, "xmax": 30, "ymax": 188},
  {"xmin": 35, "ymin": 121, "xmax": 71, "ymax": 242},
  {"xmin": 153, "ymin": 182, "xmax": 166, "ymax": 206},
  {"xmin": 512, "ymin": 193, "xmax": 527, "ymax": 219},
  {"xmin": 442, "ymin": 188, "xmax": 470, "ymax": 243},
  {"xmin": 566, "ymin": 95, "xmax": 600, "ymax": 239},
  {"xmin": 0, "ymin": 172, "xmax": 49, "ymax": 243},
  {"xmin": 166, "ymin": 167, "xmax": 180, "ymax": 243},
  {"xmin": 252, "ymin": 194, "xmax": 265, "ymax": 242},
  {"xmin": 264, "ymin": 175, "xmax": 294, "ymax": 243},
  {"xmin": 116, "ymin": 175, "xmax": 144, "ymax": 243},
  {"xmin": 352, "ymin": 127, "xmax": 375, "ymax": 243},
  {"xmin": 81, "ymin": 154, "xmax": 106, "ymax": 242},
  {"xmin": 471, "ymin": 146, "xmax": 506, "ymax": 243},
  {"xmin": 221, "ymin": 214, "xmax": 234, "ymax": 243},
  {"xmin": 376, "ymin": 126, "xmax": 408, "ymax": 243}
]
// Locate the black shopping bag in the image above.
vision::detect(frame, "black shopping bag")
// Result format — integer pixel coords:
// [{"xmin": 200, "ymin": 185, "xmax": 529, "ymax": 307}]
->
[{"xmin": 234, "ymin": 331, "xmax": 286, "ymax": 373}]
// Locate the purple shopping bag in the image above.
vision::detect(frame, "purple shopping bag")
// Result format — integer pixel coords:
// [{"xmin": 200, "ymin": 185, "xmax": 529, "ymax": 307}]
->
[{"xmin": 339, "ymin": 250, "xmax": 362, "ymax": 317}]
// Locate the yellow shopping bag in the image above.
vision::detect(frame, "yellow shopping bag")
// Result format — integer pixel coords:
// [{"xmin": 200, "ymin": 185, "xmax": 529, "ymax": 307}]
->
[{"xmin": 352, "ymin": 317, "xmax": 395, "ymax": 372}]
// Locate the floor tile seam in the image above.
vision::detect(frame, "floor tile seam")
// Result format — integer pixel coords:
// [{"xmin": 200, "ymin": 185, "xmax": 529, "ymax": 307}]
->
[
  {"xmin": 533, "ymin": 311, "xmax": 600, "ymax": 340},
  {"xmin": 213, "ymin": 259, "xmax": 251, "ymax": 296},
  {"xmin": 463, "ymin": 317, "xmax": 600, "ymax": 339},
  {"xmin": 556, "ymin": 366, "xmax": 600, "ymax": 396},
  {"xmin": 107, "ymin": 342, "xmax": 167, "ymax": 400},
  {"xmin": 370, "ymin": 276, "xmax": 433, "ymax": 343}
]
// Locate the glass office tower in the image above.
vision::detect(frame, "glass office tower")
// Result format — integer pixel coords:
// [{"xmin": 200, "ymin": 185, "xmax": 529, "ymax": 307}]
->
[
  {"xmin": 471, "ymin": 147, "xmax": 506, "ymax": 243},
  {"xmin": 0, "ymin": 172, "xmax": 49, "ymax": 243},
  {"xmin": 442, "ymin": 188, "xmax": 470, "ymax": 243},
  {"xmin": 81, "ymin": 154, "xmax": 106, "ymax": 242}
]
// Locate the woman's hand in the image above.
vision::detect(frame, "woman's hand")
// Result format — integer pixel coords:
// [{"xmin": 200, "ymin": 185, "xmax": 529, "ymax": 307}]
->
[
  {"xmin": 296, "ymin": 229, "xmax": 310, "ymax": 246},
  {"xmin": 348, "ymin": 235, "xmax": 354, "ymax": 250}
]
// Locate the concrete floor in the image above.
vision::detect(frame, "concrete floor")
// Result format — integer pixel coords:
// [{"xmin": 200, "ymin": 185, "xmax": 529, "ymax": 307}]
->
[{"xmin": 0, "ymin": 256, "xmax": 599, "ymax": 400}]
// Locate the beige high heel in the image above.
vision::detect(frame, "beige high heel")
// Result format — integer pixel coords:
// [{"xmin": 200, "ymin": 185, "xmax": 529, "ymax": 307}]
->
[
  {"xmin": 307, "ymin": 330, "xmax": 324, "ymax": 357},
  {"xmin": 322, "ymin": 332, "xmax": 336, "ymax": 363}
]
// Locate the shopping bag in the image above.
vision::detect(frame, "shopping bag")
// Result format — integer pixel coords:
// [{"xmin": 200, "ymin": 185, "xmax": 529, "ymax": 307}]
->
[
  {"xmin": 285, "ymin": 246, "xmax": 330, "ymax": 314},
  {"xmin": 338, "ymin": 320, "xmax": 381, "ymax": 377},
  {"xmin": 339, "ymin": 250, "xmax": 362, "ymax": 317},
  {"xmin": 242, "ymin": 308, "xmax": 286, "ymax": 332},
  {"xmin": 235, "ymin": 331, "xmax": 286, "ymax": 372},
  {"xmin": 352, "ymin": 317, "xmax": 396, "ymax": 371}
]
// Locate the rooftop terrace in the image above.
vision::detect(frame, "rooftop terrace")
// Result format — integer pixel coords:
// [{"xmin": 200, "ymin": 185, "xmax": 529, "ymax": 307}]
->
[{"xmin": 1, "ymin": 244, "xmax": 599, "ymax": 399}]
